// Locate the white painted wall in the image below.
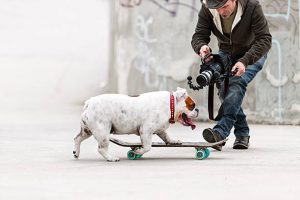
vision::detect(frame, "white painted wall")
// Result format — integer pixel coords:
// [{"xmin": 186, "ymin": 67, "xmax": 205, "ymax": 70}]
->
[{"xmin": 0, "ymin": 0, "xmax": 110, "ymax": 122}]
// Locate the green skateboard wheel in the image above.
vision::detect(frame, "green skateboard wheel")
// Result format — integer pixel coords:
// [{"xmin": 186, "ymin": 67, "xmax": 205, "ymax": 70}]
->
[
  {"xmin": 204, "ymin": 148, "xmax": 210, "ymax": 158},
  {"xmin": 127, "ymin": 150, "xmax": 142, "ymax": 160},
  {"xmin": 136, "ymin": 154, "xmax": 143, "ymax": 159},
  {"xmin": 127, "ymin": 150, "xmax": 137, "ymax": 160},
  {"xmin": 196, "ymin": 149, "xmax": 206, "ymax": 160}
]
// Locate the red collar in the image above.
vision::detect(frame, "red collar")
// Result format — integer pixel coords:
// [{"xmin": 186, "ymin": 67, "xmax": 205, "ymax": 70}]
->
[{"xmin": 169, "ymin": 92, "xmax": 175, "ymax": 124}]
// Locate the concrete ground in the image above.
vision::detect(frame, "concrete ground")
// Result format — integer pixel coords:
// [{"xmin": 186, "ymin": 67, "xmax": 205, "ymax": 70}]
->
[
  {"xmin": 1, "ymin": 1, "xmax": 299, "ymax": 198},
  {"xmin": 0, "ymin": 107, "xmax": 299, "ymax": 200}
]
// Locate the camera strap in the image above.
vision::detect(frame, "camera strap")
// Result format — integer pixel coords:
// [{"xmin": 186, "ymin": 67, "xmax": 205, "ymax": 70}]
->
[
  {"xmin": 208, "ymin": 76, "xmax": 229, "ymax": 121},
  {"xmin": 208, "ymin": 84, "xmax": 214, "ymax": 120}
]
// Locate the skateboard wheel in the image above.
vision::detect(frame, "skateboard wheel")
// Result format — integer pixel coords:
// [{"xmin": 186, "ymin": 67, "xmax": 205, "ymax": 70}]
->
[
  {"xmin": 196, "ymin": 149, "xmax": 206, "ymax": 160},
  {"xmin": 127, "ymin": 150, "xmax": 142, "ymax": 160},
  {"xmin": 136, "ymin": 154, "xmax": 143, "ymax": 159},
  {"xmin": 127, "ymin": 150, "xmax": 137, "ymax": 160},
  {"xmin": 204, "ymin": 148, "xmax": 210, "ymax": 158}
]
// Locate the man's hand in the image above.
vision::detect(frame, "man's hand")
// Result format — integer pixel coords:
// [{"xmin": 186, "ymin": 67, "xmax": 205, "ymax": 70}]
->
[
  {"xmin": 199, "ymin": 45, "xmax": 213, "ymax": 63},
  {"xmin": 232, "ymin": 61, "xmax": 246, "ymax": 76}
]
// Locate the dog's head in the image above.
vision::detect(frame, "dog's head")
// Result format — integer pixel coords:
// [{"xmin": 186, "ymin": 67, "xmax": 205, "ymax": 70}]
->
[{"xmin": 173, "ymin": 87, "xmax": 198, "ymax": 130}]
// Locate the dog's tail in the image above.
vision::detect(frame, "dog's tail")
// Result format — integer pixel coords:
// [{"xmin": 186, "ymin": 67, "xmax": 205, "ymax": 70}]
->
[
  {"xmin": 83, "ymin": 99, "xmax": 91, "ymax": 111},
  {"xmin": 81, "ymin": 98, "xmax": 92, "ymax": 126},
  {"xmin": 79, "ymin": 113, "xmax": 93, "ymax": 138},
  {"xmin": 80, "ymin": 98, "xmax": 93, "ymax": 133}
]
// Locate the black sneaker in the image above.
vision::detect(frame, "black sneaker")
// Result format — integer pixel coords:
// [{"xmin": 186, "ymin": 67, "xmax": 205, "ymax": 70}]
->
[
  {"xmin": 202, "ymin": 128, "xmax": 225, "ymax": 151},
  {"xmin": 233, "ymin": 136, "xmax": 250, "ymax": 149}
]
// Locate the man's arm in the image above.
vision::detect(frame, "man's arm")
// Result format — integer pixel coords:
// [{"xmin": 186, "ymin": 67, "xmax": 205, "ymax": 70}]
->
[
  {"xmin": 238, "ymin": 3, "xmax": 272, "ymax": 67},
  {"xmin": 191, "ymin": 6, "xmax": 213, "ymax": 55}
]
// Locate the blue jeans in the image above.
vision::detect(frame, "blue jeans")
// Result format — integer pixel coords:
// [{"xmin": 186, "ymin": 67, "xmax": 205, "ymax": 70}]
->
[{"xmin": 213, "ymin": 52, "xmax": 267, "ymax": 138}]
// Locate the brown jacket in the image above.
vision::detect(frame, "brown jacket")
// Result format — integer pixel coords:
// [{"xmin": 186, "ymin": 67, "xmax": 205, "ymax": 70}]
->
[{"xmin": 191, "ymin": 0, "xmax": 272, "ymax": 66}]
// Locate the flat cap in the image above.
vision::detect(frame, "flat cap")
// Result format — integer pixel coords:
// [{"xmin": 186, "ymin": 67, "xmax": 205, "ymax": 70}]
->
[{"xmin": 204, "ymin": 0, "xmax": 229, "ymax": 9}]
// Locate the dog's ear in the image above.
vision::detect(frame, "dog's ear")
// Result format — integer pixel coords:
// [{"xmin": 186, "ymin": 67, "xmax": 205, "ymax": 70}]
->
[{"xmin": 175, "ymin": 87, "xmax": 187, "ymax": 102}]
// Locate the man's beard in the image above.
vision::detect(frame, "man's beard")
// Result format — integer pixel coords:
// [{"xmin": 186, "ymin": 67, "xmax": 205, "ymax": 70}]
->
[
  {"xmin": 220, "ymin": 14, "xmax": 230, "ymax": 19},
  {"xmin": 220, "ymin": 10, "xmax": 234, "ymax": 19}
]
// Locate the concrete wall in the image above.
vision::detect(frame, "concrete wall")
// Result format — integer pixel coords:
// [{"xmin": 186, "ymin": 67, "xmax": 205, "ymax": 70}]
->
[{"xmin": 109, "ymin": 0, "xmax": 300, "ymax": 125}]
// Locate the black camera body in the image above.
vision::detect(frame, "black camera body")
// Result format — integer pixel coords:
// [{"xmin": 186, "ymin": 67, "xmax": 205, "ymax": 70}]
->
[{"xmin": 187, "ymin": 53, "xmax": 232, "ymax": 90}]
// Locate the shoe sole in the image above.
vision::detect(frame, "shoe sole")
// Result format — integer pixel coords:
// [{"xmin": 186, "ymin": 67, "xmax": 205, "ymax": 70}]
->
[
  {"xmin": 212, "ymin": 145, "xmax": 222, "ymax": 151},
  {"xmin": 233, "ymin": 144, "xmax": 249, "ymax": 149}
]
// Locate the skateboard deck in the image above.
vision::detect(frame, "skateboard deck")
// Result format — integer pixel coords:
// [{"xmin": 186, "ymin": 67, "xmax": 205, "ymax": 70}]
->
[
  {"xmin": 109, "ymin": 137, "xmax": 228, "ymax": 160},
  {"xmin": 110, "ymin": 137, "xmax": 228, "ymax": 148}
]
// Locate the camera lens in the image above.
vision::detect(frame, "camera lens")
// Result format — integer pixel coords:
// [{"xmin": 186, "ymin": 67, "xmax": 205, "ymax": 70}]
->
[{"xmin": 196, "ymin": 70, "xmax": 213, "ymax": 87}]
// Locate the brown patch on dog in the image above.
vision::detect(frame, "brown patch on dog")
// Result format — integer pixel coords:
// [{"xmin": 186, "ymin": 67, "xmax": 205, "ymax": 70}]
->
[{"xmin": 185, "ymin": 96, "xmax": 196, "ymax": 111}]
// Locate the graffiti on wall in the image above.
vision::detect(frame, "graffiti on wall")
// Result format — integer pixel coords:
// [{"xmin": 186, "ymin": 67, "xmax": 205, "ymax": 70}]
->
[
  {"xmin": 262, "ymin": 0, "xmax": 299, "ymax": 120},
  {"xmin": 114, "ymin": 0, "xmax": 300, "ymax": 123},
  {"xmin": 119, "ymin": 0, "xmax": 199, "ymax": 17},
  {"xmin": 117, "ymin": 0, "xmax": 200, "ymax": 91},
  {"xmin": 132, "ymin": 15, "xmax": 160, "ymax": 88},
  {"xmin": 119, "ymin": 0, "xmax": 142, "ymax": 7}
]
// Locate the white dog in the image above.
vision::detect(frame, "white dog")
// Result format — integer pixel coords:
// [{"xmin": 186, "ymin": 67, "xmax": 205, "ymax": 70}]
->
[{"xmin": 73, "ymin": 87, "xmax": 198, "ymax": 162}]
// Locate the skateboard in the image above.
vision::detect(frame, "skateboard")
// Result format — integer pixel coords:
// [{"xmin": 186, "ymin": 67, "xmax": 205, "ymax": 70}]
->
[{"xmin": 110, "ymin": 137, "xmax": 228, "ymax": 160}]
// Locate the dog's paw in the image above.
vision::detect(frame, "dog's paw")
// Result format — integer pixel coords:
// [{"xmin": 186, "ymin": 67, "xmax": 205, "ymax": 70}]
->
[
  {"xmin": 73, "ymin": 150, "xmax": 79, "ymax": 159},
  {"xmin": 168, "ymin": 140, "xmax": 182, "ymax": 145},
  {"xmin": 134, "ymin": 147, "xmax": 148, "ymax": 155},
  {"xmin": 106, "ymin": 156, "xmax": 120, "ymax": 162}
]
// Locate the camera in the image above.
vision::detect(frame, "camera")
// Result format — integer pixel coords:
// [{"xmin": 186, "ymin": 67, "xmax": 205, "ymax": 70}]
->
[{"xmin": 187, "ymin": 53, "xmax": 233, "ymax": 90}]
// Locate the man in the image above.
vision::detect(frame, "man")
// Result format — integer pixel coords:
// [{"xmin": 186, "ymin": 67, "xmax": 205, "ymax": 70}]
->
[{"xmin": 191, "ymin": 0, "xmax": 272, "ymax": 150}]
